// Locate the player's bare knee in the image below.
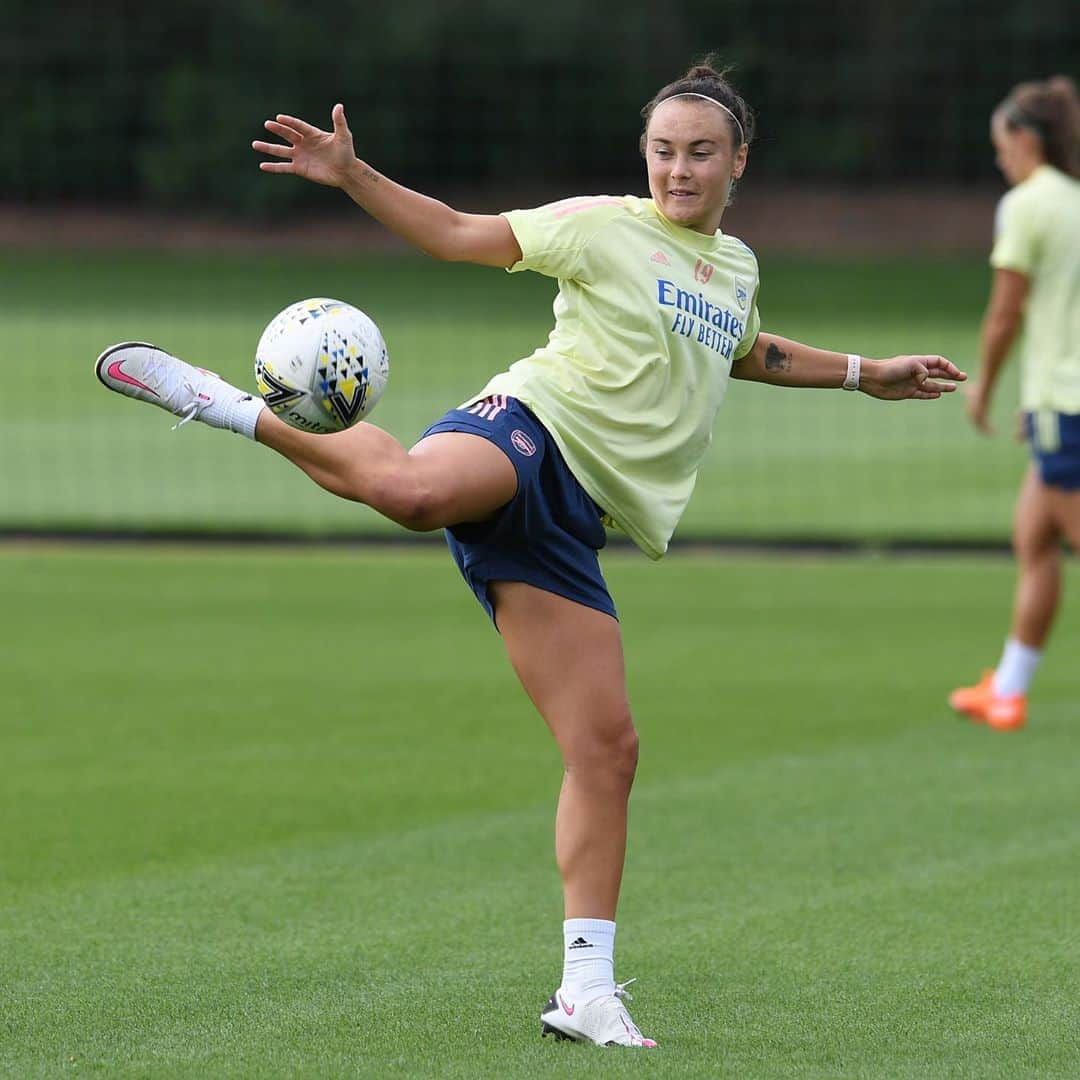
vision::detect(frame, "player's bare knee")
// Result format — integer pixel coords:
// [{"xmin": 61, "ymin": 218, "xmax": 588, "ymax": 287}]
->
[
  {"xmin": 617, "ymin": 723, "xmax": 641, "ymax": 782},
  {"xmin": 1014, "ymin": 528, "xmax": 1057, "ymax": 566},
  {"xmin": 571, "ymin": 713, "xmax": 639, "ymax": 785}
]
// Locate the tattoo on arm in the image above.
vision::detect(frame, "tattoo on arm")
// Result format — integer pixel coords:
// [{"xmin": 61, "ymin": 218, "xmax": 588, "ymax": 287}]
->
[
  {"xmin": 359, "ymin": 165, "xmax": 380, "ymax": 184},
  {"xmin": 764, "ymin": 343, "xmax": 792, "ymax": 373}
]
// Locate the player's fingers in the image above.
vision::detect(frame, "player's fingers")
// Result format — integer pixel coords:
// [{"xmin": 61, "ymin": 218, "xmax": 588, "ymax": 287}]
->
[
  {"xmin": 252, "ymin": 139, "xmax": 293, "ymax": 159},
  {"xmin": 925, "ymin": 356, "xmax": 966, "ymax": 380},
  {"xmin": 922, "ymin": 379, "xmax": 957, "ymax": 394},
  {"xmin": 264, "ymin": 119, "xmax": 303, "ymax": 143},
  {"xmin": 276, "ymin": 113, "xmax": 321, "ymax": 136},
  {"xmin": 259, "ymin": 161, "xmax": 295, "ymax": 174},
  {"xmin": 331, "ymin": 103, "xmax": 350, "ymax": 134}
]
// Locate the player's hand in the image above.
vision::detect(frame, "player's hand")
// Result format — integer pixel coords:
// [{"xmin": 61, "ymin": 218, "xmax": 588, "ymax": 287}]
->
[
  {"xmin": 862, "ymin": 355, "xmax": 967, "ymax": 401},
  {"xmin": 962, "ymin": 379, "xmax": 995, "ymax": 435},
  {"xmin": 253, "ymin": 103, "xmax": 357, "ymax": 188}
]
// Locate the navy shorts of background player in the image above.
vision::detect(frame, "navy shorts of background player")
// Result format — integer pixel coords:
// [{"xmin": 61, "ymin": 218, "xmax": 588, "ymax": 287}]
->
[{"xmin": 1025, "ymin": 410, "xmax": 1080, "ymax": 490}]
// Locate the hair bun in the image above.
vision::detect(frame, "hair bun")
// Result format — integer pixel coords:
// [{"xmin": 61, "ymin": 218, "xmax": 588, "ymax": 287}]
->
[{"xmin": 683, "ymin": 56, "xmax": 732, "ymax": 83}]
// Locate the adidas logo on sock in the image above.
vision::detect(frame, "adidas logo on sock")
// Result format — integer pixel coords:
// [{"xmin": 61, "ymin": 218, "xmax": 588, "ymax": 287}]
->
[{"xmin": 568, "ymin": 937, "xmax": 594, "ymax": 949}]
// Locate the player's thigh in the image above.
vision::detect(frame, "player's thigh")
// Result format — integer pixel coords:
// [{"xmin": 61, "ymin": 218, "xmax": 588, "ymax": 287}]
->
[
  {"xmin": 1013, "ymin": 466, "xmax": 1061, "ymax": 561},
  {"xmin": 408, "ymin": 431, "xmax": 518, "ymax": 526},
  {"xmin": 1046, "ymin": 486, "xmax": 1080, "ymax": 551},
  {"xmin": 490, "ymin": 581, "xmax": 634, "ymax": 761}
]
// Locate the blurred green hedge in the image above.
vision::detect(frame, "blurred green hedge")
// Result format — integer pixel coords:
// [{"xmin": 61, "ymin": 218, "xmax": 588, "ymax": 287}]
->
[{"xmin": 5, "ymin": 0, "xmax": 1074, "ymax": 212}]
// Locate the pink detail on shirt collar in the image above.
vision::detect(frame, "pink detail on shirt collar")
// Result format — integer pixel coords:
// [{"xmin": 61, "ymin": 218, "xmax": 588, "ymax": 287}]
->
[{"xmin": 552, "ymin": 196, "xmax": 625, "ymax": 218}]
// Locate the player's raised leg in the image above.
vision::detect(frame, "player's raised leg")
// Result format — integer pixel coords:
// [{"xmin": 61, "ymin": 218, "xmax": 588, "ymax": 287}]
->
[
  {"xmin": 256, "ymin": 415, "xmax": 517, "ymax": 530},
  {"xmin": 489, "ymin": 581, "xmax": 656, "ymax": 1049},
  {"xmin": 95, "ymin": 342, "xmax": 518, "ymax": 531}
]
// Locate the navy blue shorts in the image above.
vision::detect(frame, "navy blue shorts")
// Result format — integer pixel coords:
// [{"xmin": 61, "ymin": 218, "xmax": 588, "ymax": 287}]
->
[
  {"xmin": 419, "ymin": 395, "xmax": 615, "ymax": 623},
  {"xmin": 1025, "ymin": 410, "xmax": 1080, "ymax": 490}
]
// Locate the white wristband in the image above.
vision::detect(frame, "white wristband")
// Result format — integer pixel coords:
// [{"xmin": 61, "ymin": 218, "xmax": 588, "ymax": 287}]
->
[{"xmin": 843, "ymin": 353, "xmax": 861, "ymax": 391}]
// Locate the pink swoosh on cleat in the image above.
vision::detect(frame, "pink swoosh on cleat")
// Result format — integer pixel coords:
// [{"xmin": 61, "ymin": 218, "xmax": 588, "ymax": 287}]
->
[
  {"xmin": 107, "ymin": 358, "xmax": 159, "ymax": 398},
  {"xmin": 558, "ymin": 993, "xmax": 575, "ymax": 1016}
]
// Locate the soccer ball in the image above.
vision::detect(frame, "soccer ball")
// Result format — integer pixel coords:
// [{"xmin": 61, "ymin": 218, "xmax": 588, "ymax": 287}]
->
[{"xmin": 254, "ymin": 298, "xmax": 389, "ymax": 433}]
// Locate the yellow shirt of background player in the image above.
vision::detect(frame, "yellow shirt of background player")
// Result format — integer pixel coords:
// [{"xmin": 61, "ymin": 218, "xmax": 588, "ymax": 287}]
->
[
  {"xmin": 990, "ymin": 164, "xmax": 1080, "ymax": 413},
  {"xmin": 470, "ymin": 195, "xmax": 761, "ymax": 560}
]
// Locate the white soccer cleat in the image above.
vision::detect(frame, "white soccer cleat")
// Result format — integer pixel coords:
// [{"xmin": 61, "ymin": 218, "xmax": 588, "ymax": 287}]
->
[
  {"xmin": 540, "ymin": 980, "xmax": 657, "ymax": 1048},
  {"xmin": 95, "ymin": 342, "xmax": 234, "ymax": 428}
]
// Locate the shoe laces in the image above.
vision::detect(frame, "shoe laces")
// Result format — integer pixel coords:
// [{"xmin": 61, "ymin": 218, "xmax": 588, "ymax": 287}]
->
[
  {"xmin": 171, "ymin": 379, "xmax": 213, "ymax": 430},
  {"xmin": 614, "ymin": 977, "xmax": 637, "ymax": 1003}
]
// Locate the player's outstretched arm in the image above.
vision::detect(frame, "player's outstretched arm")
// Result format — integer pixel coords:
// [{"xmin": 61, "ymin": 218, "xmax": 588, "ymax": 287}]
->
[
  {"xmin": 252, "ymin": 104, "xmax": 521, "ymax": 269},
  {"xmin": 964, "ymin": 268, "xmax": 1028, "ymax": 434},
  {"xmin": 732, "ymin": 333, "xmax": 965, "ymax": 400}
]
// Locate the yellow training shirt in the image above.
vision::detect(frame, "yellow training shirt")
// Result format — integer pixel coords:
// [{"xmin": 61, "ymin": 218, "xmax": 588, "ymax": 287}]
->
[
  {"xmin": 990, "ymin": 165, "xmax": 1080, "ymax": 412},
  {"xmin": 469, "ymin": 195, "xmax": 760, "ymax": 559}
]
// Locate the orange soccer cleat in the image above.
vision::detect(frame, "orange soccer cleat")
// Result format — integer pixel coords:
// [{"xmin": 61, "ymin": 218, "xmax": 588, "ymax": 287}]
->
[{"xmin": 948, "ymin": 671, "xmax": 1027, "ymax": 731}]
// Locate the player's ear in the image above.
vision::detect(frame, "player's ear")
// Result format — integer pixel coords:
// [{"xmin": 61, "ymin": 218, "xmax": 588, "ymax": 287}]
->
[{"xmin": 731, "ymin": 143, "xmax": 748, "ymax": 179}]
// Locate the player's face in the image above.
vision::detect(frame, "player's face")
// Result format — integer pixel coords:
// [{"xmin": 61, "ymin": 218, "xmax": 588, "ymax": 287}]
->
[
  {"xmin": 644, "ymin": 98, "xmax": 747, "ymax": 234},
  {"xmin": 991, "ymin": 109, "xmax": 1037, "ymax": 186}
]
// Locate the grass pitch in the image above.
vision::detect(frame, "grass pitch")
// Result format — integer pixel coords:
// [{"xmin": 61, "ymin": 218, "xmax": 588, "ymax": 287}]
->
[{"xmin": 2, "ymin": 545, "xmax": 1078, "ymax": 1077}]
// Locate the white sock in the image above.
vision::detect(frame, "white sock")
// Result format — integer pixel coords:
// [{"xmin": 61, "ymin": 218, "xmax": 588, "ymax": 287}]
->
[
  {"xmin": 200, "ymin": 386, "xmax": 266, "ymax": 440},
  {"xmin": 993, "ymin": 637, "xmax": 1042, "ymax": 696},
  {"xmin": 561, "ymin": 918, "xmax": 615, "ymax": 1002}
]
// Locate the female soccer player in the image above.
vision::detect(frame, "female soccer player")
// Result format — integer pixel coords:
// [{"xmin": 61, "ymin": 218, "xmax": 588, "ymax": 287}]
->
[
  {"xmin": 949, "ymin": 76, "xmax": 1080, "ymax": 732},
  {"xmin": 96, "ymin": 62, "xmax": 963, "ymax": 1047}
]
